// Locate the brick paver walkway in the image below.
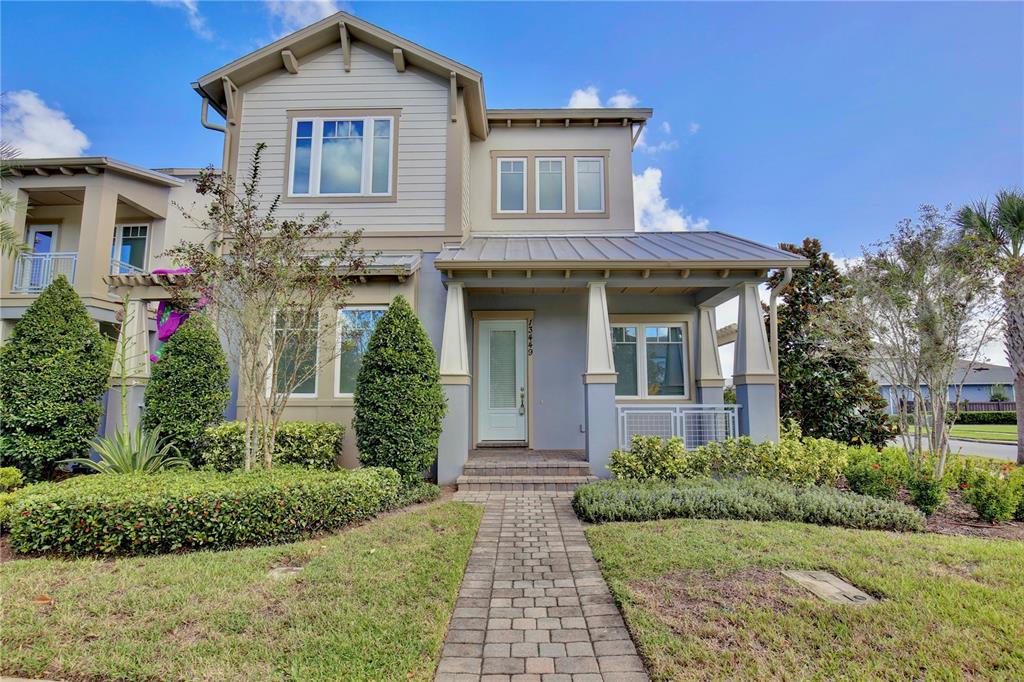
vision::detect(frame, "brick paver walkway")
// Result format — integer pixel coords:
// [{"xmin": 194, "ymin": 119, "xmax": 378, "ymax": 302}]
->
[{"xmin": 436, "ymin": 493, "xmax": 649, "ymax": 681}]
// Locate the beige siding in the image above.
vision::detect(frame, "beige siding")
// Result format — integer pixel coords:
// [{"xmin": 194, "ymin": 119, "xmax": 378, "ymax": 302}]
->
[
  {"xmin": 468, "ymin": 126, "xmax": 636, "ymax": 234},
  {"xmin": 236, "ymin": 42, "xmax": 449, "ymax": 233},
  {"xmin": 461, "ymin": 102, "xmax": 472, "ymax": 237}
]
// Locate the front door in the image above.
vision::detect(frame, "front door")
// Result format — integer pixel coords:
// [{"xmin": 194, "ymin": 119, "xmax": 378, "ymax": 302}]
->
[{"xmin": 478, "ymin": 319, "xmax": 528, "ymax": 443}]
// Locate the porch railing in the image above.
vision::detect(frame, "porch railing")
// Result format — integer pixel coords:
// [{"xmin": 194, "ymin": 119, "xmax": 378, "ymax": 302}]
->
[
  {"xmin": 11, "ymin": 252, "xmax": 78, "ymax": 293},
  {"xmin": 110, "ymin": 259, "xmax": 146, "ymax": 275},
  {"xmin": 616, "ymin": 403, "xmax": 740, "ymax": 449}
]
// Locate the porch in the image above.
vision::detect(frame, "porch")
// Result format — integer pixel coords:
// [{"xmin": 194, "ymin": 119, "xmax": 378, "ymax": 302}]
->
[{"xmin": 432, "ymin": 233, "xmax": 807, "ymax": 484}]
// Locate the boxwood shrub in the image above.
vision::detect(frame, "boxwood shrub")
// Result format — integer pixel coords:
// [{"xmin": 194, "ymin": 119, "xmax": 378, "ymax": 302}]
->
[
  {"xmin": 203, "ymin": 421, "xmax": 344, "ymax": 471},
  {"xmin": 7, "ymin": 466, "xmax": 401, "ymax": 556},
  {"xmin": 572, "ymin": 477, "xmax": 925, "ymax": 532},
  {"xmin": 952, "ymin": 411, "xmax": 1017, "ymax": 425}
]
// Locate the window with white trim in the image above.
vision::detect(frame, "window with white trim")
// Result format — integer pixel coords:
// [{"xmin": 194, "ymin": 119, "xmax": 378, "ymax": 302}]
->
[
  {"xmin": 574, "ymin": 157, "xmax": 605, "ymax": 212},
  {"xmin": 536, "ymin": 157, "xmax": 565, "ymax": 212},
  {"xmin": 611, "ymin": 323, "xmax": 688, "ymax": 398},
  {"xmin": 273, "ymin": 310, "xmax": 319, "ymax": 397},
  {"xmin": 111, "ymin": 224, "xmax": 149, "ymax": 274},
  {"xmin": 289, "ymin": 116, "xmax": 394, "ymax": 197},
  {"xmin": 336, "ymin": 307, "xmax": 387, "ymax": 395},
  {"xmin": 497, "ymin": 158, "xmax": 527, "ymax": 213}
]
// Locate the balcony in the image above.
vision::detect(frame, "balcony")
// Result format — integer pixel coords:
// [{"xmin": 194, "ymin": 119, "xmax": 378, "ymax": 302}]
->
[
  {"xmin": 10, "ymin": 252, "xmax": 78, "ymax": 293},
  {"xmin": 616, "ymin": 403, "xmax": 740, "ymax": 449}
]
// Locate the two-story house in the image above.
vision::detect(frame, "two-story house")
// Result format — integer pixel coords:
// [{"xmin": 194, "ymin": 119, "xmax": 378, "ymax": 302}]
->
[{"xmin": 9, "ymin": 11, "xmax": 807, "ymax": 485}]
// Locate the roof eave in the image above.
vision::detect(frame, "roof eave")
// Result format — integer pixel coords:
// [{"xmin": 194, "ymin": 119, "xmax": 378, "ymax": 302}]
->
[
  {"xmin": 434, "ymin": 259, "xmax": 811, "ymax": 270},
  {"xmin": 8, "ymin": 157, "xmax": 183, "ymax": 188}
]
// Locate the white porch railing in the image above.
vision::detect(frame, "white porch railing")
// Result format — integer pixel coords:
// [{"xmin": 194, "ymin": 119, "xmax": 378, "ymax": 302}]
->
[
  {"xmin": 110, "ymin": 259, "xmax": 146, "ymax": 275},
  {"xmin": 616, "ymin": 403, "xmax": 740, "ymax": 449},
  {"xmin": 11, "ymin": 252, "xmax": 78, "ymax": 292}
]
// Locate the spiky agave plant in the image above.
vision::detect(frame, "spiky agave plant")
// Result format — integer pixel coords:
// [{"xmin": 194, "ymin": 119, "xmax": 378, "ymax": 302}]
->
[{"xmin": 64, "ymin": 426, "xmax": 189, "ymax": 474}]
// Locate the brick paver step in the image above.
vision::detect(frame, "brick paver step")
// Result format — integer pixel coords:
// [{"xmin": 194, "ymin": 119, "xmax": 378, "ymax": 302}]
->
[{"xmin": 456, "ymin": 476, "xmax": 598, "ymax": 492}]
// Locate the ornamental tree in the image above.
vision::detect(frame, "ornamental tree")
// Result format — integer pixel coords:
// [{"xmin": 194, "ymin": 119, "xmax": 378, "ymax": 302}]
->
[
  {"xmin": 767, "ymin": 238, "xmax": 893, "ymax": 447},
  {"xmin": 353, "ymin": 295, "xmax": 446, "ymax": 483},
  {"xmin": 142, "ymin": 313, "xmax": 231, "ymax": 466},
  {"xmin": 0, "ymin": 276, "xmax": 113, "ymax": 480}
]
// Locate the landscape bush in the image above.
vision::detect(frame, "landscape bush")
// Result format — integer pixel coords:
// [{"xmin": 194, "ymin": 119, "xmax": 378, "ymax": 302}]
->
[
  {"xmin": 7, "ymin": 466, "xmax": 401, "ymax": 556},
  {"xmin": 906, "ymin": 469, "xmax": 947, "ymax": 515},
  {"xmin": 961, "ymin": 474, "xmax": 1019, "ymax": 523},
  {"xmin": 843, "ymin": 446, "xmax": 909, "ymax": 499},
  {"xmin": 572, "ymin": 477, "xmax": 925, "ymax": 532},
  {"xmin": 609, "ymin": 424, "xmax": 847, "ymax": 487},
  {"xmin": 353, "ymin": 296, "xmax": 446, "ymax": 482},
  {"xmin": 203, "ymin": 421, "xmax": 344, "ymax": 471},
  {"xmin": 0, "ymin": 276, "xmax": 113, "ymax": 481},
  {"xmin": 142, "ymin": 314, "xmax": 230, "ymax": 466},
  {"xmin": 0, "ymin": 467, "xmax": 24, "ymax": 492},
  {"xmin": 951, "ymin": 411, "xmax": 1017, "ymax": 425}
]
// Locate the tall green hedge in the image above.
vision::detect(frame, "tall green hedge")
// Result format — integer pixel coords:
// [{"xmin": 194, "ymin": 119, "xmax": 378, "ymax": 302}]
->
[
  {"xmin": 142, "ymin": 314, "xmax": 230, "ymax": 465},
  {"xmin": 0, "ymin": 276, "xmax": 112, "ymax": 481},
  {"xmin": 353, "ymin": 295, "xmax": 446, "ymax": 482},
  {"xmin": 953, "ymin": 411, "xmax": 1016, "ymax": 425}
]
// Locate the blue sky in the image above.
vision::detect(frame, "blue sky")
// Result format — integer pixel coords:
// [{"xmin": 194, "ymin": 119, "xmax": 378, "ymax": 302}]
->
[{"xmin": 2, "ymin": 1, "xmax": 1021, "ymax": 260}]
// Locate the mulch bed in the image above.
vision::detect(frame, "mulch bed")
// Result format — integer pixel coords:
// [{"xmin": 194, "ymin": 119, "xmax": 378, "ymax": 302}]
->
[{"xmin": 918, "ymin": 490, "xmax": 1024, "ymax": 541}]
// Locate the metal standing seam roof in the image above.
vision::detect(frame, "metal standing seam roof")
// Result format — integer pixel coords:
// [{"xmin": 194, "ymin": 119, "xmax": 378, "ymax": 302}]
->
[{"xmin": 435, "ymin": 232, "xmax": 809, "ymax": 268}]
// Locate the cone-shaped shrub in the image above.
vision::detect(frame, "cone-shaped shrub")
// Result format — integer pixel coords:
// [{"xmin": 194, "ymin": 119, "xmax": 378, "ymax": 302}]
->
[
  {"xmin": 142, "ymin": 314, "xmax": 230, "ymax": 466},
  {"xmin": 353, "ymin": 295, "xmax": 445, "ymax": 482},
  {"xmin": 0, "ymin": 276, "xmax": 113, "ymax": 480}
]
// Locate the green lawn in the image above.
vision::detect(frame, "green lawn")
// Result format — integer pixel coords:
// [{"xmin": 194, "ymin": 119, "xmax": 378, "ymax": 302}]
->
[
  {"xmin": 1, "ymin": 501, "xmax": 482, "ymax": 682},
  {"xmin": 949, "ymin": 423, "xmax": 1018, "ymax": 442},
  {"xmin": 587, "ymin": 519, "xmax": 1024, "ymax": 681}
]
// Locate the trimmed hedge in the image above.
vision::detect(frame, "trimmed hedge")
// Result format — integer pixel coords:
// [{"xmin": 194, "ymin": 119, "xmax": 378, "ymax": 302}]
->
[
  {"xmin": 7, "ymin": 466, "xmax": 401, "ymax": 556},
  {"xmin": 203, "ymin": 421, "xmax": 344, "ymax": 471},
  {"xmin": 142, "ymin": 314, "xmax": 230, "ymax": 466},
  {"xmin": 953, "ymin": 411, "xmax": 1017, "ymax": 425},
  {"xmin": 572, "ymin": 477, "xmax": 925, "ymax": 532},
  {"xmin": 0, "ymin": 467, "xmax": 24, "ymax": 492}
]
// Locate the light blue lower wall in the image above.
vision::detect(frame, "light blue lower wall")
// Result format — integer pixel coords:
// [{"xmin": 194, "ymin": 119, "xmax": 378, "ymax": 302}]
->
[
  {"xmin": 736, "ymin": 383, "xmax": 778, "ymax": 441},
  {"xmin": 437, "ymin": 384, "xmax": 470, "ymax": 485},
  {"xmin": 584, "ymin": 382, "xmax": 617, "ymax": 478}
]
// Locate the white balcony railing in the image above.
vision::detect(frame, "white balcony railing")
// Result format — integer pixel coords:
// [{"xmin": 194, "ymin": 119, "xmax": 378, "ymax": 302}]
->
[
  {"xmin": 110, "ymin": 259, "xmax": 146, "ymax": 275},
  {"xmin": 616, "ymin": 403, "xmax": 740, "ymax": 449},
  {"xmin": 11, "ymin": 252, "xmax": 78, "ymax": 293}
]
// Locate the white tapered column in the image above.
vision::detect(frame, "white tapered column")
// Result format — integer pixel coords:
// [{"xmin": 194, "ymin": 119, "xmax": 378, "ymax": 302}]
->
[
  {"xmin": 437, "ymin": 282, "xmax": 471, "ymax": 484},
  {"xmin": 696, "ymin": 305, "xmax": 725, "ymax": 404},
  {"xmin": 584, "ymin": 282, "xmax": 617, "ymax": 477},
  {"xmin": 733, "ymin": 282, "xmax": 778, "ymax": 441}
]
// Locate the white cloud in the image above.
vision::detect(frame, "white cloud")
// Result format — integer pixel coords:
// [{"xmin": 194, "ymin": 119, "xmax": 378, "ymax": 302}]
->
[
  {"xmin": 830, "ymin": 255, "xmax": 863, "ymax": 273},
  {"xmin": 633, "ymin": 167, "xmax": 708, "ymax": 232},
  {"xmin": 0, "ymin": 90, "xmax": 90, "ymax": 158},
  {"xmin": 634, "ymin": 127, "xmax": 679, "ymax": 154},
  {"xmin": 688, "ymin": 122, "xmax": 700, "ymax": 135},
  {"xmin": 607, "ymin": 90, "xmax": 639, "ymax": 108},
  {"xmin": 567, "ymin": 85, "xmax": 602, "ymax": 109},
  {"xmin": 661, "ymin": 121, "xmax": 672, "ymax": 134},
  {"xmin": 265, "ymin": 0, "xmax": 344, "ymax": 36},
  {"xmin": 150, "ymin": 0, "xmax": 212, "ymax": 40}
]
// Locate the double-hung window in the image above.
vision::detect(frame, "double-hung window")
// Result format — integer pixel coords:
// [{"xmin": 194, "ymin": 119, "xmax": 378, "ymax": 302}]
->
[
  {"xmin": 497, "ymin": 158, "xmax": 527, "ymax": 213},
  {"xmin": 611, "ymin": 323, "xmax": 688, "ymax": 398},
  {"xmin": 273, "ymin": 310, "xmax": 319, "ymax": 397},
  {"xmin": 111, "ymin": 224, "xmax": 149, "ymax": 274},
  {"xmin": 574, "ymin": 157, "xmax": 605, "ymax": 212},
  {"xmin": 289, "ymin": 115, "xmax": 394, "ymax": 197},
  {"xmin": 336, "ymin": 307, "xmax": 387, "ymax": 396},
  {"xmin": 536, "ymin": 157, "xmax": 565, "ymax": 213}
]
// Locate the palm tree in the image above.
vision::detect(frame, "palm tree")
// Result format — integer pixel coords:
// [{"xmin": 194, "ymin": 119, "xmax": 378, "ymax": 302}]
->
[
  {"xmin": 0, "ymin": 141, "xmax": 27, "ymax": 258},
  {"xmin": 957, "ymin": 189, "xmax": 1024, "ymax": 464}
]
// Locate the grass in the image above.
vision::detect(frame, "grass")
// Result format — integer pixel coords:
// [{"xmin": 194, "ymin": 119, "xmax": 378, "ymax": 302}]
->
[
  {"xmin": 949, "ymin": 423, "xmax": 1018, "ymax": 442},
  {"xmin": 587, "ymin": 519, "xmax": 1024, "ymax": 681},
  {"xmin": 1, "ymin": 501, "xmax": 482, "ymax": 682}
]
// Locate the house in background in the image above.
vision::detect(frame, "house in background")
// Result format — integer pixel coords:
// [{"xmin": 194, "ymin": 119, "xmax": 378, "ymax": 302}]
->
[
  {"xmin": 36, "ymin": 12, "xmax": 808, "ymax": 487},
  {"xmin": 871, "ymin": 359, "xmax": 1017, "ymax": 415}
]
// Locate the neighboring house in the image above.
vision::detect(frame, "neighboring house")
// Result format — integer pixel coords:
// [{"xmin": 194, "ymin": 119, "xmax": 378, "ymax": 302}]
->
[
  {"xmin": 0, "ymin": 159, "xmax": 215, "ymax": 432},
  {"xmin": 871, "ymin": 359, "xmax": 1017, "ymax": 414},
  {"xmin": 14, "ymin": 12, "xmax": 809, "ymax": 482}
]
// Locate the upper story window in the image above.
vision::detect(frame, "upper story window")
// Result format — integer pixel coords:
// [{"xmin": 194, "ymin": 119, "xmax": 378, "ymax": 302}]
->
[
  {"xmin": 288, "ymin": 115, "xmax": 395, "ymax": 198},
  {"xmin": 574, "ymin": 157, "xmax": 605, "ymax": 213},
  {"xmin": 536, "ymin": 158, "xmax": 565, "ymax": 213},
  {"xmin": 611, "ymin": 323, "xmax": 688, "ymax": 399},
  {"xmin": 497, "ymin": 158, "xmax": 527, "ymax": 213},
  {"xmin": 111, "ymin": 224, "xmax": 149, "ymax": 274}
]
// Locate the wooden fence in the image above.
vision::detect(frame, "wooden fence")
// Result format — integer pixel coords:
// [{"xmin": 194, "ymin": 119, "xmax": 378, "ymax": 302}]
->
[{"xmin": 904, "ymin": 400, "xmax": 1015, "ymax": 414}]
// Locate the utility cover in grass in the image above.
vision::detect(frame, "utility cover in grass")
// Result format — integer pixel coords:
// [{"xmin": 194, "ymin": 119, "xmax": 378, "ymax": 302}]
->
[{"xmin": 782, "ymin": 570, "xmax": 878, "ymax": 606}]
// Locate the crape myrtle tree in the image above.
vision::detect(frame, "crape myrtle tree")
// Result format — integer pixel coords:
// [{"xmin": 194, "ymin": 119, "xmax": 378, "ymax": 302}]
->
[
  {"xmin": 165, "ymin": 143, "xmax": 368, "ymax": 471},
  {"xmin": 849, "ymin": 205, "xmax": 1000, "ymax": 477},
  {"xmin": 956, "ymin": 189, "xmax": 1024, "ymax": 465},
  {"xmin": 768, "ymin": 238, "xmax": 893, "ymax": 446},
  {"xmin": 0, "ymin": 276, "xmax": 113, "ymax": 480}
]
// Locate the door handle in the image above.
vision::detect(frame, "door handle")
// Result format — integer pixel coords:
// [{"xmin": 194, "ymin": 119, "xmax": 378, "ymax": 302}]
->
[{"xmin": 519, "ymin": 387, "xmax": 526, "ymax": 415}]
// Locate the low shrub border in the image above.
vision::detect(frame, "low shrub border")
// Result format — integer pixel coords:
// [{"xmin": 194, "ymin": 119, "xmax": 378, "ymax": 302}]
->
[
  {"xmin": 7, "ymin": 466, "xmax": 402, "ymax": 556},
  {"xmin": 203, "ymin": 421, "xmax": 344, "ymax": 471},
  {"xmin": 951, "ymin": 411, "xmax": 1016, "ymax": 425},
  {"xmin": 572, "ymin": 477, "xmax": 925, "ymax": 532}
]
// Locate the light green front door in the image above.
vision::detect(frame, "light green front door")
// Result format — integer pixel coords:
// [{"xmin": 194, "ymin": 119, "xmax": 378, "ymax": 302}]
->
[{"xmin": 478, "ymin": 319, "xmax": 527, "ymax": 442}]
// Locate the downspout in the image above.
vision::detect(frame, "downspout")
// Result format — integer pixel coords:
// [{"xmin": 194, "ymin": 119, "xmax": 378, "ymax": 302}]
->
[
  {"xmin": 769, "ymin": 267, "xmax": 793, "ymax": 429},
  {"xmin": 200, "ymin": 97, "xmax": 227, "ymax": 133},
  {"xmin": 195, "ymin": 90, "xmax": 229, "ymax": 258}
]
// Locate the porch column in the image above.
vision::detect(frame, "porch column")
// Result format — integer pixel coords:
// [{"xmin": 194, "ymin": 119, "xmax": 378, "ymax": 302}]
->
[
  {"xmin": 733, "ymin": 282, "xmax": 779, "ymax": 441},
  {"xmin": 76, "ymin": 180, "xmax": 119, "ymax": 303},
  {"xmin": 695, "ymin": 304, "xmax": 725, "ymax": 404},
  {"xmin": 104, "ymin": 298, "xmax": 150, "ymax": 436},
  {"xmin": 437, "ymin": 282, "xmax": 471, "ymax": 485},
  {"xmin": 584, "ymin": 281, "xmax": 617, "ymax": 478}
]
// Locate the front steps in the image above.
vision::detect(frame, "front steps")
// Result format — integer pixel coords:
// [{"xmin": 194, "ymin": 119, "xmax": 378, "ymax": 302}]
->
[{"xmin": 456, "ymin": 449, "xmax": 597, "ymax": 492}]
